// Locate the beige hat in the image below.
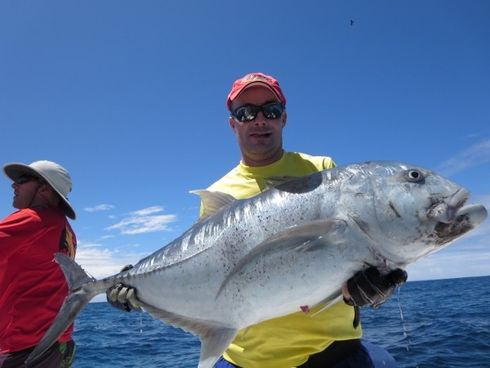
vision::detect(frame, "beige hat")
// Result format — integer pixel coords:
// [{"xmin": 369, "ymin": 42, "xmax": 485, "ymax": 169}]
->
[{"xmin": 3, "ymin": 160, "xmax": 76, "ymax": 219}]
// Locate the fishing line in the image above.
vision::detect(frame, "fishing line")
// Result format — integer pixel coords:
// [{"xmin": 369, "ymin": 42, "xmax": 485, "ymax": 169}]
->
[{"xmin": 396, "ymin": 288, "xmax": 412, "ymax": 352}]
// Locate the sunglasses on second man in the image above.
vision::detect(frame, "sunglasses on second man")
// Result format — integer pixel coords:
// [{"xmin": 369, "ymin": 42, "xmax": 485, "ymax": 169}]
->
[
  {"xmin": 231, "ymin": 102, "xmax": 285, "ymax": 123},
  {"xmin": 14, "ymin": 175, "xmax": 41, "ymax": 185}
]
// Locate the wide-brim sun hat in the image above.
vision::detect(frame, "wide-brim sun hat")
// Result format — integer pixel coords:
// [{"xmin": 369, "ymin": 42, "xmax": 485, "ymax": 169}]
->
[{"xmin": 3, "ymin": 160, "xmax": 76, "ymax": 219}]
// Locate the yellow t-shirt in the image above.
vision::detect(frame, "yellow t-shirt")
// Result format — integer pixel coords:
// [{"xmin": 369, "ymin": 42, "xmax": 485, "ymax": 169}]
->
[{"xmin": 201, "ymin": 152, "xmax": 362, "ymax": 368}]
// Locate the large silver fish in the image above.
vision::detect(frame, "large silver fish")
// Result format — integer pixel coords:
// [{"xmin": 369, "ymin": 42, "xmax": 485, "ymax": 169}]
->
[{"xmin": 27, "ymin": 161, "xmax": 487, "ymax": 367}]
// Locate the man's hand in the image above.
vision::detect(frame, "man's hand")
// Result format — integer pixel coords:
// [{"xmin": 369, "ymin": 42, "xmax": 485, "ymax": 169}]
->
[
  {"xmin": 343, "ymin": 267, "xmax": 408, "ymax": 308},
  {"xmin": 106, "ymin": 265, "xmax": 142, "ymax": 312}
]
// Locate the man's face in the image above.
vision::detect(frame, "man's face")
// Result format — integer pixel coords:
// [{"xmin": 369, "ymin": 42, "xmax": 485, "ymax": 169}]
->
[
  {"xmin": 11, "ymin": 176, "xmax": 41, "ymax": 209},
  {"xmin": 229, "ymin": 85, "xmax": 287, "ymax": 167}
]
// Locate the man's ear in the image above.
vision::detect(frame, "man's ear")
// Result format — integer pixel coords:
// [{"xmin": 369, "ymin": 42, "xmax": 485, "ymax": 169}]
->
[
  {"xmin": 38, "ymin": 182, "xmax": 51, "ymax": 193},
  {"xmin": 38, "ymin": 183, "xmax": 56, "ymax": 198},
  {"xmin": 282, "ymin": 111, "xmax": 287, "ymax": 127},
  {"xmin": 229, "ymin": 116, "xmax": 236, "ymax": 131},
  {"xmin": 37, "ymin": 183, "xmax": 59, "ymax": 205}
]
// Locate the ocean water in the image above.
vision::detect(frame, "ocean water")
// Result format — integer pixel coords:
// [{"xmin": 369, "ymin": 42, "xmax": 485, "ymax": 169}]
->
[{"xmin": 72, "ymin": 276, "xmax": 490, "ymax": 368}]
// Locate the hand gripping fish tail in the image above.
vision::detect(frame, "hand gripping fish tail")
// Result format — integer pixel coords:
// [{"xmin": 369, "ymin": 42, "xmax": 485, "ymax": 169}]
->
[
  {"xmin": 25, "ymin": 254, "xmax": 102, "ymax": 365},
  {"xmin": 26, "ymin": 161, "xmax": 488, "ymax": 368}
]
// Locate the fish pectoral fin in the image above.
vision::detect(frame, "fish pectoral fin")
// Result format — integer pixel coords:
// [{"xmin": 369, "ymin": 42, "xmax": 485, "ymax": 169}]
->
[
  {"xmin": 311, "ymin": 293, "xmax": 343, "ymax": 316},
  {"xmin": 198, "ymin": 328, "xmax": 237, "ymax": 368},
  {"xmin": 190, "ymin": 189, "xmax": 237, "ymax": 217},
  {"xmin": 216, "ymin": 219, "xmax": 348, "ymax": 298},
  {"xmin": 256, "ymin": 219, "xmax": 347, "ymax": 253},
  {"xmin": 140, "ymin": 301, "xmax": 237, "ymax": 368}
]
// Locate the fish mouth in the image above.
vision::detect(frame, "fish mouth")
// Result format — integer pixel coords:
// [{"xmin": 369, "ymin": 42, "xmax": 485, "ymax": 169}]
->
[
  {"xmin": 427, "ymin": 188, "xmax": 469, "ymax": 224},
  {"xmin": 427, "ymin": 188, "xmax": 487, "ymax": 244},
  {"xmin": 433, "ymin": 204, "xmax": 487, "ymax": 243}
]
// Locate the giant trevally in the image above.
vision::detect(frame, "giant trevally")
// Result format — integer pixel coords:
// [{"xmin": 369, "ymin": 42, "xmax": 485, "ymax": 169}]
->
[{"xmin": 26, "ymin": 161, "xmax": 487, "ymax": 367}]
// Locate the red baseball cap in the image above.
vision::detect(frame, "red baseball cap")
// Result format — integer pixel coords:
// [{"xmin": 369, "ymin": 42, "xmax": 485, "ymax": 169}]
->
[{"xmin": 226, "ymin": 72, "xmax": 287, "ymax": 110}]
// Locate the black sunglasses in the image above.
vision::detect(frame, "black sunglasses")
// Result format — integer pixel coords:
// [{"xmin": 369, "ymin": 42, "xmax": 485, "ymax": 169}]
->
[
  {"xmin": 231, "ymin": 102, "xmax": 285, "ymax": 123},
  {"xmin": 14, "ymin": 175, "xmax": 39, "ymax": 185}
]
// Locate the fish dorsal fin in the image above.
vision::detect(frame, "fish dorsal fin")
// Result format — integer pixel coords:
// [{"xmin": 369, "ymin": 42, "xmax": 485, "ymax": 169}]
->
[
  {"xmin": 139, "ymin": 301, "xmax": 237, "ymax": 368},
  {"xmin": 263, "ymin": 175, "xmax": 297, "ymax": 189},
  {"xmin": 190, "ymin": 189, "xmax": 236, "ymax": 217},
  {"xmin": 266, "ymin": 172, "xmax": 323, "ymax": 194},
  {"xmin": 216, "ymin": 219, "xmax": 347, "ymax": 298}
]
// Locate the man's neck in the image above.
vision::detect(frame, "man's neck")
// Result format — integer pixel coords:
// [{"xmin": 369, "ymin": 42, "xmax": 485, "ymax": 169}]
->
[{"xmin": 241, "ymin": 149, "xmax": 284, "ymax": 167}]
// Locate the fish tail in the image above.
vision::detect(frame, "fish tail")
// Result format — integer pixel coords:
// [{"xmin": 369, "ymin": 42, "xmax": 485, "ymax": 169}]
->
[{"xmin": 25, "ymin": 253, "xmax": 106, "ymax": 365}]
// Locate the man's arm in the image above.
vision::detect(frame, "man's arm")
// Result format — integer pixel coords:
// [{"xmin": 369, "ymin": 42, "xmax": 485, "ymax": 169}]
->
[{"xmin": 107, "ymin": 265, "xmax": 408, "ymax": 312}]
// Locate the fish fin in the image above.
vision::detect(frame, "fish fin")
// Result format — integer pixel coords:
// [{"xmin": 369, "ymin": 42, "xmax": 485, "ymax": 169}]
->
[
  {"xmin": 217, "ymin": 219, "xmax": 347, "ymax": 298},
  {"xmin": 198, "ymin": 328, "xmax": 237, "ymax": 368},
  {"xmin": 0, "ymin": 353, "xmax": 11, "ymax": 365},
  {"xmin": 26, "ymin": 253, "xmax": 101, "ymax": 365},
  {"xmin": 190, "ymin": 189, "xmax": 236, "ymax": 217},
  {"xmin": 263, "ymin": 175, "xmax": 297, "ymax": 188},
  {"xmin": 311, "ymin": 293, "xmax": 343, "ymax": 316},
  {"xmin": 56, "ymin": 252, "xmax": 96, "ymax": 289},
  {"xmin": 140, "ymin": 302, "xmax": 236, "ymax": 368},
  {"xmin": 270, "ymin": 172, "xmax": 323, "ymax": 194},
  {"xmin": 266, "ymin": 219, "xmax": 347, "ymax": 252}
]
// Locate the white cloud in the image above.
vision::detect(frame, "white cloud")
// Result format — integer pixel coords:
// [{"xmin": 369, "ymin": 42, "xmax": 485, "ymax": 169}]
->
[
  {"xmin": 130, "ymin": 206, "xmax": 164, "ymax": 216},
  {"xmin": 76, "ymin": 246, "xmax": 144, "ymax": 277},
  {"xmin": 76, "ymin": 247, "xmax": 123, "ymax": 277},
  {"xmin": 437, "ymin": 138, "xmax": 490, "ymax": 176},
  {"xmin": 84, "ymin": 204, "xmax": 115, "ymax": 212},
  {"xmin": 473, "ymin": 194, "xmax": 490, "ymax": 208},
  {"xmin": 77, "ymin": 240, "xmax": 104, "ymax": 248},
  {"xmin": 407, "ymin": 247, "xmax": 490, "ymax": 281},
  {"xmin": 99, "ymin": 234, "xmax": 115, "ymax": 240},
  {"xmin": 75, "ymin": 245, "xmax": 147, "ymax": 303},
  {"xmin": 106, "ymin": 206, "xmax": 177, "ymax": 235}
]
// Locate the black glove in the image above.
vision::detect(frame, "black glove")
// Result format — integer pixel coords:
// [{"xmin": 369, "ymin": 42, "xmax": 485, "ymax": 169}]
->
[
  {"xmin": 345, "ymin": 267, "xmax": 408, "ymax": 308},
  {"xmin": 106, "ymin": 265, "xmax": 142, "ymax": 312}
]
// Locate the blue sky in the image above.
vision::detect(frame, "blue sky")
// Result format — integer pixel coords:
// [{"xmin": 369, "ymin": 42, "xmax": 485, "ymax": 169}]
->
[{"xmin": 1, "ymin": 0, "xmax": 489, "ymax": 287}]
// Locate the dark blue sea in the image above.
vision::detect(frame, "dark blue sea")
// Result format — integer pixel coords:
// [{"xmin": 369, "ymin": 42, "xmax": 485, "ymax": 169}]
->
[{"xmin": 72, "ymin": 276, "xmax": 490, "ymax": 367}]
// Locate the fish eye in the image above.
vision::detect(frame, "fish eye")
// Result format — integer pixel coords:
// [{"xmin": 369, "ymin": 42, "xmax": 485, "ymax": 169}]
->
[{"xmin": 406, "ymin": 169, "xmax": 424, "ymax": 182}]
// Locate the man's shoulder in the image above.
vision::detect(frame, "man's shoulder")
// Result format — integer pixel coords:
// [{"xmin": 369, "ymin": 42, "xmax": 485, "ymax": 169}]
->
[
  {"xmin": 0, "ymin": 209, "xmax": 43, "ymax": 233},
  {"xmin": 207, "ymin": 165, "xmax": 243, "ymax": 193},
  {"xmin": 2, "ymin": 208, "xmax": 39, "ymax": 222},
  {"xmin": 1, "ymin": 208, "xmax": 66, "ymax": 227},
  {"xmin": 287, "ymin": 151, "xmax": 336, "ymax": 170}
]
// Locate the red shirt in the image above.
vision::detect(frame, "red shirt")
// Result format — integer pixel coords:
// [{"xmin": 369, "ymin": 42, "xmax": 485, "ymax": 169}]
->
[{"xmin": 0, "ymin": 207, "xmax": 77, "ymax": 353}]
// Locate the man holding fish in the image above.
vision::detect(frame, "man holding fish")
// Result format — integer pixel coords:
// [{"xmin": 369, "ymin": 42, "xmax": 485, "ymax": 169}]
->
[{"xmin": 108, "ymin": 72, "xmax": 407, "ymax": 368}]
